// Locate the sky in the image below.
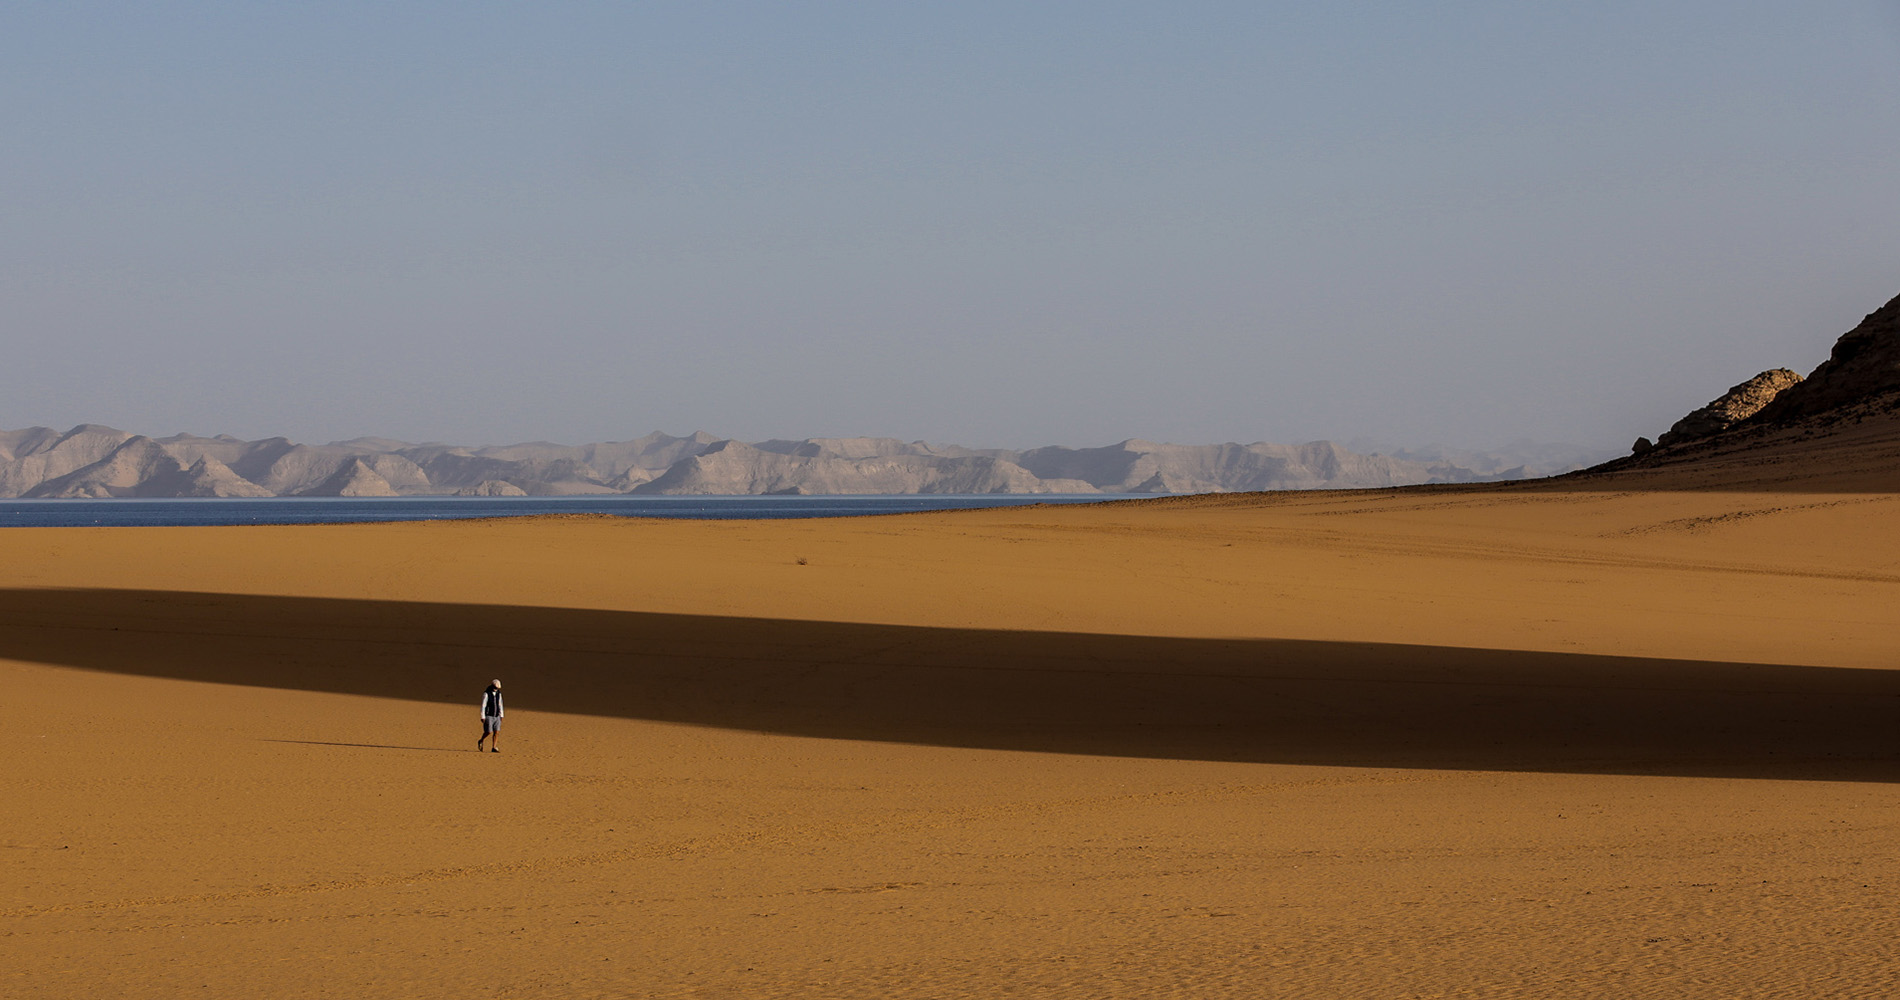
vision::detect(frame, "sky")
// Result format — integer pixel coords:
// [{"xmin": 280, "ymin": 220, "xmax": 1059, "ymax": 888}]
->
[{"xmin": 4, "ymin": 2, "xmax": 1899, "ymax": 451}]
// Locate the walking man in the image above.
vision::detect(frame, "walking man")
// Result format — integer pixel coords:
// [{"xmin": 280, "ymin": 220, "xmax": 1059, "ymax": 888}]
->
[{"xmin": 478, "ymin": 679, "xmax": 503, "ymax": 752}]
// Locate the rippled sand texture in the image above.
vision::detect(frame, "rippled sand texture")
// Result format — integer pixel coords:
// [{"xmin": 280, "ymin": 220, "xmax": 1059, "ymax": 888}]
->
[{"xmin": 4, "ymin": 415, "xmax": 1898, "ymax": 998}]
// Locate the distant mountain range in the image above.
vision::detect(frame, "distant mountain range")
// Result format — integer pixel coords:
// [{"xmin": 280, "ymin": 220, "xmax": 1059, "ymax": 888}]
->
[{"xmin": 0, "ymin": 425, "xmax": 1616, "ymax": 499}]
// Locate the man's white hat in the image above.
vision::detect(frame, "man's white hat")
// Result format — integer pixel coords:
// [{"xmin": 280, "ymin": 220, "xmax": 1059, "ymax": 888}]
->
[{"xmin": 493, "ymin": 679, "xmax": 502, "ymax": 688}]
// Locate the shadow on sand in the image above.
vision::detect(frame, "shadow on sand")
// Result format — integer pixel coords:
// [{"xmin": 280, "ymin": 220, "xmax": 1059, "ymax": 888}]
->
[
  {"xmin": 2, "ymin": 587, "xmax": 1896, "ymax": 782},
  {"xmin": 259, "ymin": 739, "xmax": 472, "ymax": 753}
]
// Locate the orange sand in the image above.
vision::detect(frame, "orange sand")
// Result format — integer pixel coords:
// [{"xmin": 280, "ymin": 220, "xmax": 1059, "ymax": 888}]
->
[{"xmin": 4, "ymin": 419, "xmax": 1899, "ymax": 997}]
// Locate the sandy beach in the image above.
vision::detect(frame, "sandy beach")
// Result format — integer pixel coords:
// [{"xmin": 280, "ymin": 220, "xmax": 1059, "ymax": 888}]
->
[{"xmin": 4, "ymin": 415, "xmax": 1899, "ymax": 998}]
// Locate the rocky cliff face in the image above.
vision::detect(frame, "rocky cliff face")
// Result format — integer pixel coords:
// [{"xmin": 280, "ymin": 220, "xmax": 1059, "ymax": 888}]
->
[
  {"xmin": 297, "ymin": 458, "xmax": 399, "ymax": 497},
  {"xmin": 174, "ymin": 456, "xmax": 277, "ymax": 498},
  {"xmin": 25, "ymin": 436, "xmax": 190, "ymax": 498},
  {"xmin": 0, "ymin": 426, "xmax": 1575, "ymax": 499},
  {"xmin": 0, "ymin": 425, "xmax": 136, "ymax": 496},
  {"xmin": 1655, "ymin": 369, "xmax": 1804, "ymax": 447},
  {"xmin": 1615, "ymin": 287, "xmax": 1900, "ymax": 467},
  {"xmin": 632, "ymin": 440, "xmax": 1082, "ymax": 495},
  {"xmin": 1745, "ymin": 291, "xmax": 1900, "ymax": 424}
]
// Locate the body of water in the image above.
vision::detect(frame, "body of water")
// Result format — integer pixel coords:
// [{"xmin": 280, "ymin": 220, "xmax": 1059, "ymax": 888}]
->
[{"xmin": 0, "ymin": 494, "xmax": 1143, "ymax": 528}]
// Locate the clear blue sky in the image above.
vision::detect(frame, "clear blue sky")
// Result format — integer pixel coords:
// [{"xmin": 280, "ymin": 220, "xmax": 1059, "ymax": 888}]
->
[{"xmin": 5, "ymin": 2, "xmax": 1898, "ymax": 449}]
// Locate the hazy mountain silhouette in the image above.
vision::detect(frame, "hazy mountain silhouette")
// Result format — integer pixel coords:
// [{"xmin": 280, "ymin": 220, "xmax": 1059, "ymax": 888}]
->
[{"xmin": 0, "ymin": 427, "xmax": 1592, "ymax": 499}]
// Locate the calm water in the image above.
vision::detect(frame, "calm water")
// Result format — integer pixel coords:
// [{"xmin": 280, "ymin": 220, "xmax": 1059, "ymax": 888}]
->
[{"xmin": 0, "ymin": 494, "xmax": 1142, "ymax": 528}]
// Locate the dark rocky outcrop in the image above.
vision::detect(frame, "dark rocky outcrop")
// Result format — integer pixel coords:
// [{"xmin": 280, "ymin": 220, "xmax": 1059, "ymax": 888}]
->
[
  {"xmin": 1597, "ymin": 287, "xmax": 1900, "ymax": 475},
  {"xmin": 1744, "ymin": 292, "xmax": 1900, "ymax": 425},
  {"xmin": 1654, "ymin": 369, "xmax": 1804, "ymax": 447}
]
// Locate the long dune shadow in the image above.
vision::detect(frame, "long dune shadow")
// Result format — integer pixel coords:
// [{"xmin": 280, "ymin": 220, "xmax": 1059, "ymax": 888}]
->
[
  {"xmin": 3, "ymin": 587, "xmax": 1897, "ymax": 782},
  {"xmin": 259, "ymin": 740, "xmax": 469, "ymax": 753}
]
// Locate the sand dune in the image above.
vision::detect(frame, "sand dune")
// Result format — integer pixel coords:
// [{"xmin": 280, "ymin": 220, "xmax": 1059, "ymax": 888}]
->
[{"xmin": 4, "ymin": 409, "xmax": 1899, "ymax": 996}]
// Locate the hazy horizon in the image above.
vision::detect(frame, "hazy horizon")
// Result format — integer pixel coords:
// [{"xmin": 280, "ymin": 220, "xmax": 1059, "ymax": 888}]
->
[
  {"xmin": 3, "ymin": 419, "xmax": 1620, "ymax": 462},
  {"xmin": 6, "ymin": 3, "xmax": 1898, "ymax": 452}
]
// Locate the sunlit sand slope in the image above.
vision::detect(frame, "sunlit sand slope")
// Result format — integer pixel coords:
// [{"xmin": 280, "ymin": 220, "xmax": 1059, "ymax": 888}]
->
[{"xmin": 4, "ymin": 417, "xmax": 1898, "ymax": 997}]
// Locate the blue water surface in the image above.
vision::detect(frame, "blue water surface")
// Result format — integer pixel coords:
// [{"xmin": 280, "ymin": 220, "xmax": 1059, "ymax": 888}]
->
[{"xmin": 0, "ymin": 494, "xmax": 1143, "ymax": 528}]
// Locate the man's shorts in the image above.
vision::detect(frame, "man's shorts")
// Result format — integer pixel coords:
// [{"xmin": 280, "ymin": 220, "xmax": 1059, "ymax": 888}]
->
[{"xmin": 482, "ymin": 716, "xmax": 502, "ymax": 733}]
